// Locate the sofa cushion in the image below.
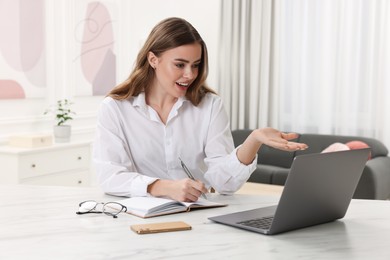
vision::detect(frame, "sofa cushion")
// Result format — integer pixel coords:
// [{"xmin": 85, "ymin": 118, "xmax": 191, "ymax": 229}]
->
[
  {"xmin": 247, "ymin": 167, "xmax": 273, "ymax": 183},
  {"xmin": 252, "ymin": 164, "xmax": 290, "ymax": 185},
  {"xmin": 257, "ymin": 144, "xmax": 298, "ymax": 169}
]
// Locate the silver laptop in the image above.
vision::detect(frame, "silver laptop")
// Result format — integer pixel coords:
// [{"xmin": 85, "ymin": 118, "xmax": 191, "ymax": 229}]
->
[{"xmin": 209, "ymin": 148, "xmax": 370, "ymax": 235}]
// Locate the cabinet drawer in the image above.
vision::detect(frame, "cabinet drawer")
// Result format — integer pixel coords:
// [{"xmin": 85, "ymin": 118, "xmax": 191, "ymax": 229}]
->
[
  {"xmin": 19, "ymin": 146, "xmax": 90, "ymax": 179},
  {"xmin": 21, "ymin": 170, "xmax": 90, "ymax": 186}
]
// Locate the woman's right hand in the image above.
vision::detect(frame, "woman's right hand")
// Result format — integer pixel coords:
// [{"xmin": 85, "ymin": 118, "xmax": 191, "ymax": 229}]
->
[{"xmin": 147, "ymin": 179, "xmax": 208, "ymax": 202}]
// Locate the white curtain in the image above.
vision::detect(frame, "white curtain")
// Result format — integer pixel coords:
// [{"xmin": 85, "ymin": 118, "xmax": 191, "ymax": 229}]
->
[
  {"xmin": 217, "ymin": 0, "xmax": 277, "ymax": 130},
  {"xmin": 218, "ymin": 0, "xmax": 390, "ymax": 150}
]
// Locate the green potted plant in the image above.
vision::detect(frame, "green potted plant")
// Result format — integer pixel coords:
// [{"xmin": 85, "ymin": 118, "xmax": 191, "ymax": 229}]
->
[{"xmin": 44, "ymin": 99, "xmax": 76, "ymax": 143}]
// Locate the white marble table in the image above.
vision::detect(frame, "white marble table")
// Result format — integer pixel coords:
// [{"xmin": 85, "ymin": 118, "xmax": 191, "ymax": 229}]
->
[{"xmin": 1, "ymin": 184, "xmax": 390, "ymax": 259}]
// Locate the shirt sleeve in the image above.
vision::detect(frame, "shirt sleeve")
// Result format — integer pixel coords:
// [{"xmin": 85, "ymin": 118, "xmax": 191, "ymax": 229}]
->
[
  {"xmin": 93, "ymin": 98, "xmax": 157, "ymax": 197},
  {"xmin": 203, "ymin": 97, "xmax": 257, "ymax": 195}
]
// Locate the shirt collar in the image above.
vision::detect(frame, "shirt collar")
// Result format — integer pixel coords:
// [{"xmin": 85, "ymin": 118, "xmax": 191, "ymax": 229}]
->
[
  {"xmin": 131, "ymin": 92, "xmax": 189, "ymax": 122},
  {"xmin": 131, "ymin": 92, "xmax": 148, "ymax": 109},
  {"xmin": 131, "ymin": 92, "xmax": 189, "ymax": 109}
]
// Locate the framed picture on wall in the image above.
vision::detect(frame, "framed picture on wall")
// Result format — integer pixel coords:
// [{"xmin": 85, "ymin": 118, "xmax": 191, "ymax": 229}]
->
[
  {"xmin": 0, "ymin": 0, "xmax": 46, "ymax": 100},
  {"xmin": 70, "ymin": 0, "xmax": 120, "ymax": 97}
]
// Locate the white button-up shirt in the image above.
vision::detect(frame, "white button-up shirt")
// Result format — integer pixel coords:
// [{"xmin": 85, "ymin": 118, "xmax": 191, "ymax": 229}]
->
[{"xmin": 93, "ymin": 92, "xmax": 257, "ymax": 197}]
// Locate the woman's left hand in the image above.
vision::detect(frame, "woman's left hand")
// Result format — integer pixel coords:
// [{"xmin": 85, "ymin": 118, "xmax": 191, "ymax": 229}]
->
[
  {"xmin": 237, "ymin": 127, "xmax": 308, "ymax": 165},
  {"xmin": 250, "ymin": 127, "xmax": 308, "ymax": 151}
]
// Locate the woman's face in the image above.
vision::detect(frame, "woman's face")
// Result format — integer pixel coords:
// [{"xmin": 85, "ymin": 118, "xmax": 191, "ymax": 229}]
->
[{"xmin": 150, "ymin": 43, "xmax": 202, "ymax": 98}]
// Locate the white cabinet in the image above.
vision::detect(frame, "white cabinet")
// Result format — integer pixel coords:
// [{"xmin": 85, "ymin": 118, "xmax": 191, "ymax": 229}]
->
[{"xmin": 0, "ymin": 141, "xmax": 92, "ymax": 186}]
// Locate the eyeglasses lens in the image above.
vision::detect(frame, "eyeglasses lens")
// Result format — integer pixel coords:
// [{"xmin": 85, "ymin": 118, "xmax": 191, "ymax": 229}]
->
[
  {"xmin": 103, "ymin": 202, "xmax": 126, "ymax": 216},
  {"xmin": 79, "ymin": 201, "xmax": 98, "ymax": 213}
]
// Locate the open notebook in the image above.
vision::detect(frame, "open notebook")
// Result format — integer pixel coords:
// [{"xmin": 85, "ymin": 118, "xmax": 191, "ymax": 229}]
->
[{"xmin": 112, "ymin": 196, "xmax": 226, "ymax": 218}]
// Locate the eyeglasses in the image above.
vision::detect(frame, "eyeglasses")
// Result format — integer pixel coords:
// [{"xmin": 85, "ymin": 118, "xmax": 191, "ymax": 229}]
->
[{"xmin": 76, "ymin": 200, "xmax": 127, "ymax": 218}]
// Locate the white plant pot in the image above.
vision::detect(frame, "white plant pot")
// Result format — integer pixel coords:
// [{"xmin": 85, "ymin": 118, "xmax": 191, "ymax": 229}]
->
[{"xmin": 53, "ymin": 125, "xmax": 71, "ymax": 143}]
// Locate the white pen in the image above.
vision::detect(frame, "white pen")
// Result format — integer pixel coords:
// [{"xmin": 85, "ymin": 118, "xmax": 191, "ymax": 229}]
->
[{"xmin": 179, "ymin": 157, "xmax": 207, "ymax": 199}]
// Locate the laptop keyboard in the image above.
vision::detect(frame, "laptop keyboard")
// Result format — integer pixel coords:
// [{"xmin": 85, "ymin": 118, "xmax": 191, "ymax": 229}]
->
[{"xmin": 237, "ymin": 216, "xmax": 274, "ymax": 230}]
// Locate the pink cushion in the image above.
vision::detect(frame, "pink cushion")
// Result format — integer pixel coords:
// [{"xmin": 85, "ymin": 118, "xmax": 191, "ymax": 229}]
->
[
  {"xmin": 322, "ymin": 141, "xmax": 371, "ymax": 160},
  {"xmin": 322, "ymin": 143, "xmax": 350, "ymax": 153},
  {"xmin": 345, "ymin": 141, "xmax": 371, "ymax": 160}
]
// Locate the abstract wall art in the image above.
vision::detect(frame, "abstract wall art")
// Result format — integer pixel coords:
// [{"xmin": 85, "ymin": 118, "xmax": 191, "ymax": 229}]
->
[
  {"xmin": 0, "ymin": 0, "xmax": 46, "ymax": 99},
  {"xmin": 72, "ymin": 1, "xmax": 117, "ymax": 96}
]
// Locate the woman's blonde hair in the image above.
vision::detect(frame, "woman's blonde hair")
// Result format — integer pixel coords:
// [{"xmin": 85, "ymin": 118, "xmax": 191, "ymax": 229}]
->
[{"xmin": 108, "ymin": 17, "xmax": 216, "ymax": 105}]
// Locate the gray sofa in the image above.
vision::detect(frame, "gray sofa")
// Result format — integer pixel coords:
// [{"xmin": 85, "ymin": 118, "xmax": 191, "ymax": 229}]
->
[{"xmin": 232, "ymin": 129, "xmax": 390, "ymax": 200}]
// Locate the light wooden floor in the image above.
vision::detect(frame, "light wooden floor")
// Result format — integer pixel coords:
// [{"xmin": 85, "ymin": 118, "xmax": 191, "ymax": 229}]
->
[{"xmin": 236, "ymin": 182, "xmax": 284, "ymax": 196}]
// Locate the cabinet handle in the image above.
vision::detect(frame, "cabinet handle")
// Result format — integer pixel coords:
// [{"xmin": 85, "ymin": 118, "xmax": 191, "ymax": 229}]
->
[
  {"xmin": 78, "ymin": 180, "xmax": 82, "ymax": 184},
  {"xmin": 31, "ymin": 164, "xmax": 36, "ymax": 168},
  {"xmin": 77, "ymin": 156, "xmax": 82, "ymax": 160}
]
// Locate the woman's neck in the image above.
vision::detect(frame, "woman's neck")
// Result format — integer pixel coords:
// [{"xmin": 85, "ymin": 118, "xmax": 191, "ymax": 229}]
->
[{"xmin": 146, "ymin": 89, "xmax": 178, "ymax": 124}]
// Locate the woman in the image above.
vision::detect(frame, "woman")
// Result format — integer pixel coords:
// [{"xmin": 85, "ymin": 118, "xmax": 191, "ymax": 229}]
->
[{"xmin": 93, "ymin": 17, "xmax": 307, "ymax": 202}]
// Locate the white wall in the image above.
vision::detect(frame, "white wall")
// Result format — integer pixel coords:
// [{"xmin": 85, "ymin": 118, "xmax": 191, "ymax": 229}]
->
[
  {"xmin": 0, "ymin": 0, "xmax": 221, "ymax": 145},
  {"xmin": 120, "ymin": 0, "xmax": 221, "ymax": 89}
]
